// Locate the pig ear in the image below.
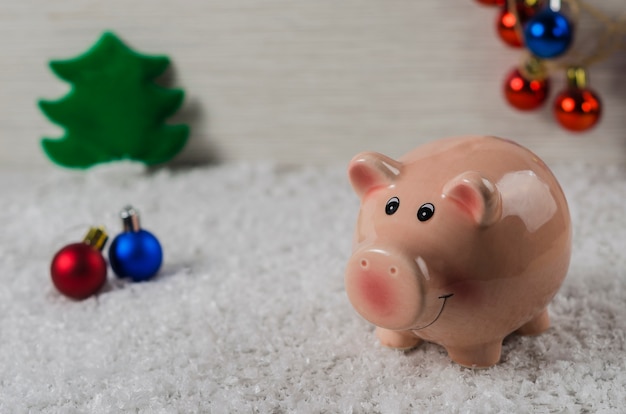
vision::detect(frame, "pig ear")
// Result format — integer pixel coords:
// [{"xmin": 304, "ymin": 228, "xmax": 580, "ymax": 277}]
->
[
  {"xmin": 348, "ymin": 152, "xmax": 402, "ymax": 198},
  {"xmin": 442, "ymin": 171, "xmax": 501, "ymax": 227}
]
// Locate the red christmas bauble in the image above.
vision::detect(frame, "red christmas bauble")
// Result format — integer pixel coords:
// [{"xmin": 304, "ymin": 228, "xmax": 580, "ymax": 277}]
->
[
  {"xmin": 504, "ymin": 68, "xmax": 550, "ymax": 110},
  {"xmin": 496, "ymin": 1, "xmax": 540, "ymax": 47},
  {"xmin": 554, "ymin": 88, "xmax": 602, "ymax": 132},
  {"xmin": 50, "ymin": 243, "xmax": 107, "ymax": 300},
  {"xmin": 476, "ymin": 0, "xmax": 505, "ymax": 6},
  {"xmin": 497, "ymin": 8, "xmax": 523, "ymax": 47}
]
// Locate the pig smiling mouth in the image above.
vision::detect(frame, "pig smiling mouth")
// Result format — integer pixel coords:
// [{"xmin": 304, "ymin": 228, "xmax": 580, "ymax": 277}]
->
[{"xmin": 412, "ymin": 293, "xmax": 454, "ymax": 331}]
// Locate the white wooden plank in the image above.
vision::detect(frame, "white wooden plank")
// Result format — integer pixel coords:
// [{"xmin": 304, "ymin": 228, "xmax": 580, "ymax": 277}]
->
[{"xmin": 1, "ymin": 0, "xmax": 624, "ymax": 170}]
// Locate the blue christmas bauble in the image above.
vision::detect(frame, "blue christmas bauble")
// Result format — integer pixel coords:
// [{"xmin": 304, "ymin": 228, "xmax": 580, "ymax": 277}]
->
[
  {"xmin": 523, "ymin": 9, "xmax": 573, "ymax": 59},
  {"xmin": 109, "ymin": 230, "xmax": 163, "ymax": 281}
]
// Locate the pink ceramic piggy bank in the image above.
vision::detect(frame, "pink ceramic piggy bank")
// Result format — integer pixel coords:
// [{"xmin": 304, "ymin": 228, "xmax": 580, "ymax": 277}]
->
[{"xmin": 345, "ymin": 136, "xmax": 571, "ymax": 368}]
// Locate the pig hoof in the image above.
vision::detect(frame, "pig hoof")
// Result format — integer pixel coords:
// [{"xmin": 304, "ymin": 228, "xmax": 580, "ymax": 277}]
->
[
  {"xmin": 446, "ymin": 341, "xmax": 503, "ymax": 369},
  {"xmin": 516, "ymin": 309, "xmax": 550, "ymax": 336},
  {"xmin": 376, "ymin": 327, "xmax": 422, "ymax": 350}
]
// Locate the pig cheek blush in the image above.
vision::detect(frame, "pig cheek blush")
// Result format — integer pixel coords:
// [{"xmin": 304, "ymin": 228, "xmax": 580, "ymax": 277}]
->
[{"xmin": 358, "ymin": 274, "xmax": 394, "ymax": 317}]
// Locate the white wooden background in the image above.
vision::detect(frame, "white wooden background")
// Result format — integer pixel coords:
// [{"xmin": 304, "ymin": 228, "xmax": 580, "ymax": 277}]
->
[{"xmin": 1, "ymin": 0, "xmax": 625, "ymax": 170}]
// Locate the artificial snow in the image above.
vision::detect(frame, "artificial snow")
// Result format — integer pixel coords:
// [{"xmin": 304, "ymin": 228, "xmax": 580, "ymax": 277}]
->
[{"xmin": 0, "ymin": 161, "xmax": 624, "ymax": 412}]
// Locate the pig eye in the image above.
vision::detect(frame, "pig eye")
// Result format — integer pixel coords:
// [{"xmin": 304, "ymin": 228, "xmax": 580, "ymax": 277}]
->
[
  {"xmin": 417, "ymin": 203, "xmax": 435, "ymax": 221},
  {"xmin": 385, "ymin": 197, "xmax": 400, "ymax": 215}
]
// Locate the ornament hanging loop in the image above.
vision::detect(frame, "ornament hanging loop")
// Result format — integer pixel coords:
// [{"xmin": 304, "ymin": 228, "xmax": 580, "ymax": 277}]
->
[
  {"xmin": 83, "ymin": 227, "xmax": 108, "ymax": 250},
  {"xmin": 121, "ymin": 206, "xmax": 141, "ymax": 232},
  {"xmin": 520, "ymin": 54, "xmax": 549, "ymax": 80},
  {"xmin": 566, "ymin": 66, "xmax": 588, "ymax": 89}
]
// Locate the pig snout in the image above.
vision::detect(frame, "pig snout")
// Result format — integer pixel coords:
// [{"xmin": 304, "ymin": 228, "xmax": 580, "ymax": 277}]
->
[{"xmin": 345, "ymin": 248, "xmax": 425, "ymax": 331}]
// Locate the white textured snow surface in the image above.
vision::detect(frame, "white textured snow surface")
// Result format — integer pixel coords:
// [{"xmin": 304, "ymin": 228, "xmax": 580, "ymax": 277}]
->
[{"xmin": 0, "ymin": 161, "xmax": 625, "ymax": 413}]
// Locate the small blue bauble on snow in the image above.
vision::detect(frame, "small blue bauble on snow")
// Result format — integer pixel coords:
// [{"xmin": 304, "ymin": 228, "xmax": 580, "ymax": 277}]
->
[
  {"xmin": 524, "ymin": 9, "xmax": 573, "ymax": 59},
  {"xmin": 109, "ymin": 206, "xmax": 162, "ymax": 282}
]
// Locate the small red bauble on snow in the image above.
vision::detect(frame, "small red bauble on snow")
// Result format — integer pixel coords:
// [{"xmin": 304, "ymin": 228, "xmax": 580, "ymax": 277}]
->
[{"xmin": 50, "ymin": 227, "xmax": 108, "ymax": 300}]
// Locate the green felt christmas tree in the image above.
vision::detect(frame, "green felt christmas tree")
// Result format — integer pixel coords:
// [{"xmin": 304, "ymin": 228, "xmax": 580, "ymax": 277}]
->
[{"xmin": 39, "ymin": 32, "xmax": 189, "ymax": 168}]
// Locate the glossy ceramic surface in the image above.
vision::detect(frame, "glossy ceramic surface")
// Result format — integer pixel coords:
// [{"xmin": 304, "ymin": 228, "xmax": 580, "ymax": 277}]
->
[{"xmin": 345, "ymin": 135, "xmax": 572, "ymax": 368}]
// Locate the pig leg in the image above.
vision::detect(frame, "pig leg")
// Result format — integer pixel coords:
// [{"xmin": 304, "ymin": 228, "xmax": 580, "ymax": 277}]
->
[
  {"xmin": 516, "ymin": 309, "xmax": 550, "ymax": 336},
  {"xmin": 376, "ymin": 327, "xmax": 423, "ymax": 350},
  {"xmin": 445, "ymin": 341, "xmax": 503, "ymax": 369}
]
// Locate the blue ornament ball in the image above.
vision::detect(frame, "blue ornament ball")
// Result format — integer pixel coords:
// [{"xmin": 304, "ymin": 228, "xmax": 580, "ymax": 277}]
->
[
  {"xmin": 109, "ymin": 230, "xmax": 163, "ymax": 282},
  {"xmin": 524, "ymin": 9, "xmax": 573, "ymax": 59}
]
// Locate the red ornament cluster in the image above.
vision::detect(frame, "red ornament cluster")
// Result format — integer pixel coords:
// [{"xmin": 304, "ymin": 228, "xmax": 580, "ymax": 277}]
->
[{"xmin": 477, "ymin": 0, "xmax": 602, "ymax": 132}]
